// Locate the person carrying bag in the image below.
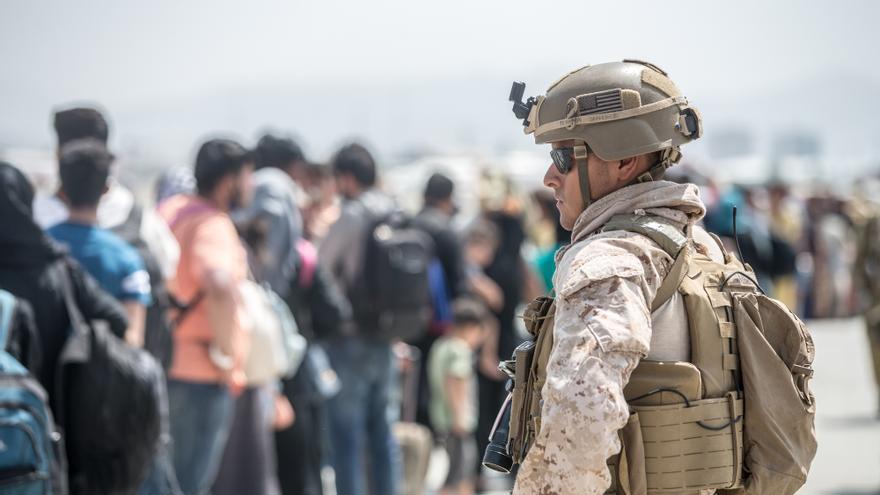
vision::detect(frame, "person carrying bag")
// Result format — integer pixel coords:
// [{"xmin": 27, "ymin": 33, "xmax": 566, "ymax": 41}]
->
[{"xmin": 56, "ymin": 261, "xmax": 165, "ymax": 495}]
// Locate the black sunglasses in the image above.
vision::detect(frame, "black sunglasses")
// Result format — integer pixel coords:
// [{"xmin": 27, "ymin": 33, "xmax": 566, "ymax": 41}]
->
[{"xmin": 550, "ymin": 147, "xmax": 575, "ymax": 174}]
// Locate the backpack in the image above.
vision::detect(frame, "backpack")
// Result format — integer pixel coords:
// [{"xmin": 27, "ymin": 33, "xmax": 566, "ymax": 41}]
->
[
  {"xmin": 501, "ymin": 214, "xmax": 817, "ymax": 494},
  {"xmin": 240, "ymin": 279, "xmax": 307, "ymax": 385},
  {"xmin": 291, "ymin": 239, "xmax": 343, "ymax": 400},
  {"xmin": 0, "ymin": 290, "xmax": 67, "ymax": 495},
  {"xmin": 111, "ymin": 205, "xmax": 175, "ymax": 370},
  {"xmin": 56, "ymin": 263, "xmax": 164, "ymax": 495},
  {"xmin": 352, "ymin": 209, "xmax": 435, "ymax": 342}
]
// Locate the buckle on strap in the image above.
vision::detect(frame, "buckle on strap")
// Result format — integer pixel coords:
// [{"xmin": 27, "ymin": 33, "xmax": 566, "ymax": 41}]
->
[
  {"xmin": 660, "ymin": 146, "xmax": 682, "ymax": 167},
  {"xmin": 792, "ymin": 364, "xmax": 815, "ymax": 406},
  {"xmin": 796, "ymin": 373, "xmax": 814, "ymax": 406},
  {"xmin": 791, "ymin": 364, "xmax": 814, "ymax": 377}
]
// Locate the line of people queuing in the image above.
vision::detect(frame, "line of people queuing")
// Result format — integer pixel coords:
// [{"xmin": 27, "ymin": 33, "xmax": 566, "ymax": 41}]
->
[
  {"xmin": 664, "ymin": 164, "xmax": 880, "ymax": 321},
  {"xmin": 6, "ymin": 103, "xmax": 880, "ymax": 495},
  {"xmin": 0, "ymin": 105, "xmax": 558, "ymax": 495}
]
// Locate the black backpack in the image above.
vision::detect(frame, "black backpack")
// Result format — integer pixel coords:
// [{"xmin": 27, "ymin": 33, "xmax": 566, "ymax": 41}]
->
[
  {"xmin": 111, "ymin": 205, "xmax": 175, "ymax": 370},
  {"xmin": 56, "ymin": 262, "xmax": 164, "ymax": 495},
  {"xmin": 352, "ymin": 210, "xmax": 434, "ymax": 342}
]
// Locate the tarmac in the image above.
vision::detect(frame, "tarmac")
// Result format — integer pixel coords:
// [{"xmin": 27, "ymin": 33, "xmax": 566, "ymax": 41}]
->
[{"xmin": 801, "ymin": 317, "xmax": 880, "ymax": 494}]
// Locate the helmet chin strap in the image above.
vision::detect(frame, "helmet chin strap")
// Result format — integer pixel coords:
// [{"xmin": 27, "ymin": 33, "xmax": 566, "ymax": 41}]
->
[
  {"xmin": 572, "ymin": 143, "xmax": 680, "ymax": 212},
  {"xmin": 574, "ymin": 143, "xmax": 592, "ymax": 211},
  {"xmin": 633, "ymin": 145, "xmax": 683, "ymax": 184}
]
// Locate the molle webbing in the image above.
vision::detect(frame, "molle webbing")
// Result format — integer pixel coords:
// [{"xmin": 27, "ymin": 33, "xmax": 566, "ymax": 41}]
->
[
  {"xmin": 611, "ymin": 393, "xmax": 744, "ymax": 493},
  {"xmin": 601, "ymin": 213, "xmax": 746, "ymax": 493}
]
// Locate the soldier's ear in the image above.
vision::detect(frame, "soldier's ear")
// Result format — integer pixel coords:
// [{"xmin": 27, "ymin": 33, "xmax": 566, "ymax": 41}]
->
[{"xmin": 616, "ymin": 155, "xmax": 644, "ymax": 183}]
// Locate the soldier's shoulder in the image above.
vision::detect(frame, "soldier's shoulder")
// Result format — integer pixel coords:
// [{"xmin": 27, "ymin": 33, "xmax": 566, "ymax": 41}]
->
[{"xmin": 555, "ymin": 231, "xmax": 670, "ymax": 298}]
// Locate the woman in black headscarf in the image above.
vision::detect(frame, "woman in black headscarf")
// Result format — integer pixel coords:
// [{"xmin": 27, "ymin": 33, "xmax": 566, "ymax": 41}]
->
[{"xmin": 0, "ymin": 161, "xmax": 127, "ymax": 407}]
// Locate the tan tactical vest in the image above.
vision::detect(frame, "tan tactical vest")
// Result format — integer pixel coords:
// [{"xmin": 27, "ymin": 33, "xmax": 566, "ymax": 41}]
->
[{"xmin": 507, "ymin": 214, "xmax": 817, "ymax": 495}]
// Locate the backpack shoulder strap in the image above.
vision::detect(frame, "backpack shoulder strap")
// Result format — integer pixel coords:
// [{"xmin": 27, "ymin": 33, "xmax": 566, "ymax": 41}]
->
[
  {"xmin": 652, "ymin": 248, "xmax": 690, "ymax": 311},
  {"xmin": 0, "ymin": 290, "xmax": 17, "ymax": 350},
  {"xmin": 602, "ymin": 213, "xmax": 691, "ymax": 311},
  {"xmin": 602, "ymin": 213, "xmax": 688, "ymax": 257}
]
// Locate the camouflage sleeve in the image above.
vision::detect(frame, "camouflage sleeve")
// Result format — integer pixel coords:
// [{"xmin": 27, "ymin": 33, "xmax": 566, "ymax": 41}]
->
[{"xmin": 514, "ymin": 238, "xmax": 659, "ymax": 494}]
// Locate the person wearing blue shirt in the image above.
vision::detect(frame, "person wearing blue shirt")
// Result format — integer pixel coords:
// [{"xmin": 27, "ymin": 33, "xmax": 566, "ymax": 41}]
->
[
  {"xmin": 49, "ymin": 223, "xmax": 151, "ymax": 305},
  {"xmin": 47, "ymin": 139, "xmax": 151, "ymax": 348}
]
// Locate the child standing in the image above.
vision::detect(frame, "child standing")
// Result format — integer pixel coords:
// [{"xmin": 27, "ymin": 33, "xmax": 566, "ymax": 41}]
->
[{"xmin": 428, "ymin": 298, "xmax": 488, "ymax": 495}]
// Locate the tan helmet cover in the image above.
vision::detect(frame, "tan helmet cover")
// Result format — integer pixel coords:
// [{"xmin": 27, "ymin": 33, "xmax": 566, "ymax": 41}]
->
[{"xmin": 524, "ymin": 60, "xmax": 702, "ymax": 164}]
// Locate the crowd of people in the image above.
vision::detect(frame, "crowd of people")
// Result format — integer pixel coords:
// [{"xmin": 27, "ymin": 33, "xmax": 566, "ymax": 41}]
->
[
  {"xmin": 667, "ymin": 164, "xmax": 880, "ymax": 321},
  {"xmin": 0, "ymin": 104, "xmax": 555, "ymax": 495},
  {"xmin": 672, "ymin": 164, "xmax": 880, "ymax": 412},
  {"xmin": 1, "ymin": 102, "xmax": 878, "ymax": 495}
]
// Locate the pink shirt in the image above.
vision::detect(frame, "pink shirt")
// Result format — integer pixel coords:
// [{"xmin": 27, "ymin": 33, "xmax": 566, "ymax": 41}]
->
[{"xmin": 158, "ymin": 195, "xmax": 248, "ymax": 384}]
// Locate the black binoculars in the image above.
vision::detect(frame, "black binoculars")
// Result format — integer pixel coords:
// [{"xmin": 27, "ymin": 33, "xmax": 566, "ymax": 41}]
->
[
  {"xmin": 482, "ymin": 389, "xmax": 514, "ymax": 473},
  {"xmin": 482, "ymin": 347, "xmax": 521, "ymax": 474}
]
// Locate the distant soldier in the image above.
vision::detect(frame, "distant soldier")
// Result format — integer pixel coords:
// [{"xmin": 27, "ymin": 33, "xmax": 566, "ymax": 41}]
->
[{"xmin": 853, "ymin": 180, "xmax": 880, "ymax": 413}]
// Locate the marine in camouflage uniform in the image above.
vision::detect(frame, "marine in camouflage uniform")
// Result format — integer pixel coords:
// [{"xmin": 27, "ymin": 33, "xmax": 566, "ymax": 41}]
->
[
  {"xmin": 505, "ymin": 61, "xmax": 709, "ymax": 494},
  {"xmin": 514, "ymin": 183, "xmax": 727, "ymax": 494}
]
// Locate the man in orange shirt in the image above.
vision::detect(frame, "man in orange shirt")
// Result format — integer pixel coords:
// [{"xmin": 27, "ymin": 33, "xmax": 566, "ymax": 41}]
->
[{"xmin": 158, "ymin": 139, "xmax": 253, "ymax": 495}]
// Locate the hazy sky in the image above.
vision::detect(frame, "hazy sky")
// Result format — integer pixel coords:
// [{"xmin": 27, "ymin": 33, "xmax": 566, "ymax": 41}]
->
[{"xmin": 3, "ymin": 0, "xmax": 880, "ymax": 168}]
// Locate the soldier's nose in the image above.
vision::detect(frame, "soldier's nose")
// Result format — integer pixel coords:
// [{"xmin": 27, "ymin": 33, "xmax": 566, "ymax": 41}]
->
[{"xmin": 543, "ymin": 163, "xmax": 560, "ymax": 189}]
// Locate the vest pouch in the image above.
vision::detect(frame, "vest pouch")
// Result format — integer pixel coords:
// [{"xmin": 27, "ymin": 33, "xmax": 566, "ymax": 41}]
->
[
  {"xmin": 730, "ymin": 293, "xmax": 817, "ymax": 495},
  {"xmin": 629, "ymin": 394, "xmax": 744, "ymax": 492},
  {"xmin": 508, "ymin": 298, "xmax": 557, "ymax": 465},
  {"xmin": 528, "ymin": 304, "xmax": 556, "ymax": 443},
  {"xmin": 624, "ymin": 361, "xmax": 703, "ymax": 406},
  {"xmin": 507, "ymin": 340, "xmax": 536, "ymax": 464}
]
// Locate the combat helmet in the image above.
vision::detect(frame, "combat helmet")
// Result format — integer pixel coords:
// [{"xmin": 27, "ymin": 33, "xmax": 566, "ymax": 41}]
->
[{"xmin": 510, "ymin": 59, "xmax": 702, "ymax": 208}]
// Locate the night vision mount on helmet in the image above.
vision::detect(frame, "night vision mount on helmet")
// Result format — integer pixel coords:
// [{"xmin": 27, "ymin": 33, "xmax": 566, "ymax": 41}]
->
[{"xmin": 510, "ymin": 59, "xmax": 703, "ymax": 208}]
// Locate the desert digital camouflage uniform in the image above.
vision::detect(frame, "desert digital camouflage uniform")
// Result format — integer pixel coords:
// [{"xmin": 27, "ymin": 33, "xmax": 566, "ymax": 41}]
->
[{"xmin": 514, "ymin": 181, "xmax": 723, "ymax": 495}]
